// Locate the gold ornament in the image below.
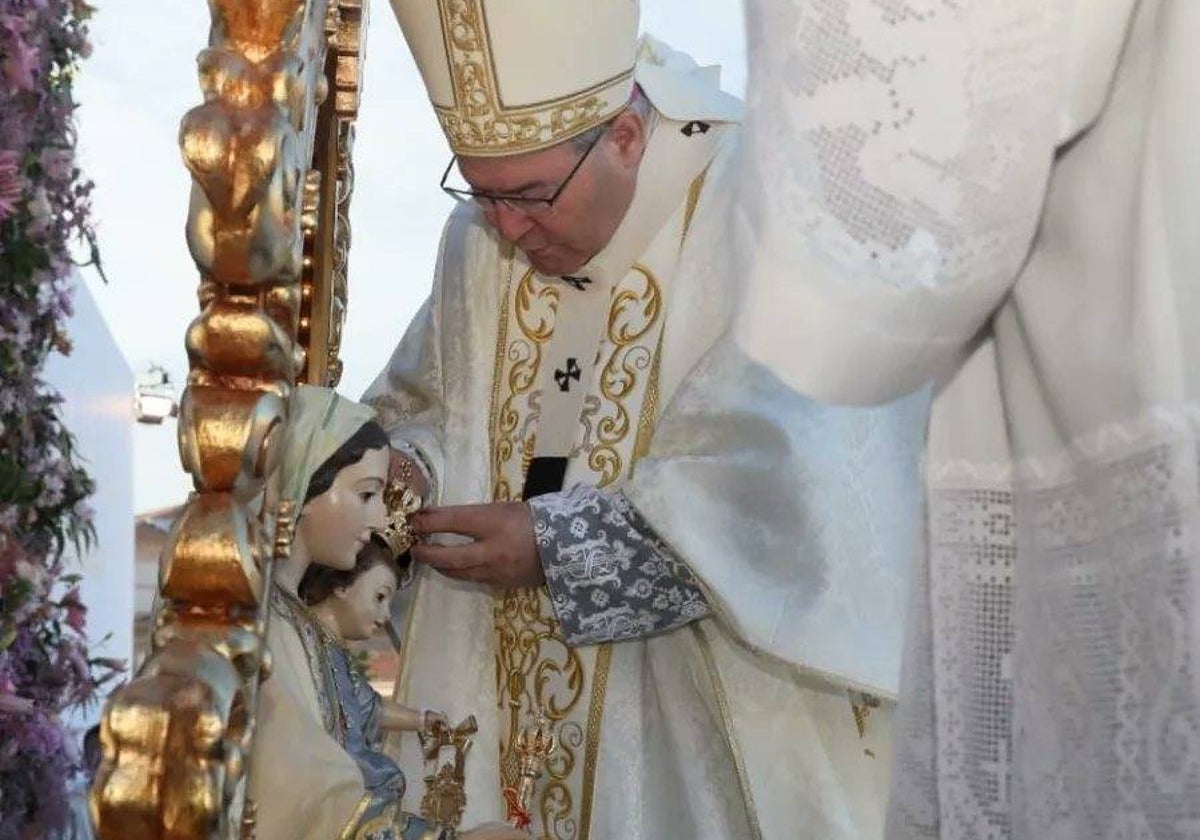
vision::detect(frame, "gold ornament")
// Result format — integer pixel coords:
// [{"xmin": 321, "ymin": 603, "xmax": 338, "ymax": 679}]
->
[
  {"xmin": 418, "ymin": 715, "xmax": 478, "ymax": 829},
  {"xmin": 503, "ymin": 714, "xmax": 557, "ymax": 830},
  {"xmin": 91, "ymin": 2, "xmax": 368, "ymax": 838},
  {"xmin": 377, "ymin": 477, "xmax": 423, "ymax": 558}
]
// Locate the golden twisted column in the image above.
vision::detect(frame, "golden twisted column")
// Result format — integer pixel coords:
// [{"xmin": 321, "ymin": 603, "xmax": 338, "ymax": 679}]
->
[{"xmin": 90, "ymin": 2, "xmax": 366, "ymax": 838}]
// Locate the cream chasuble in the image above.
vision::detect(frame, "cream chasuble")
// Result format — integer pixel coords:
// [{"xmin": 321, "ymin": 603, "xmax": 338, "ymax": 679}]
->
[{"xmin": 368, "ymin": 36, "xmax": 927, "ymax": 840}]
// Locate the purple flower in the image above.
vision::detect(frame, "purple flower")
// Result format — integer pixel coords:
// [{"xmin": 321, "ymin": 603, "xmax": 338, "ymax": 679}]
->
[
  {"xmin": 72, "ymin": 500, "xmax": 94, "ymax": 523},
  {"xmin": 14, "ymin": 558, "xmax": 48, "ymax": 594},
  {"xmin": 0, "ymin": 0, "xmax": 107, "ymax": 831},
  {"xmin": 0, "ymin": 149, "xmax": 22, "ymax": 221},
  {"xmin": 25, "ymin": 185, "xmax": 52, "ymax": 236},
  {"xmin": 0, "ymin": 692, "xmax": 34, "ymax": 714},
  {"xmin": 60, "ymin": 587, "xmax": 86, "ymax": 634},
  {"xmin": 0, "ymin": 22, "xmax": 39, "ymax": 94},
  {"xmin": 39, "ymin": 147, "xmax": 72, "ymax": 181}
]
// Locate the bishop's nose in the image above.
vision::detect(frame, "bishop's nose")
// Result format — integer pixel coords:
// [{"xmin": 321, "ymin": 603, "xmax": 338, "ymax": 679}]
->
[{"xmin": 489, "ymin": 202, "xmax": 536, "ymax": 244}]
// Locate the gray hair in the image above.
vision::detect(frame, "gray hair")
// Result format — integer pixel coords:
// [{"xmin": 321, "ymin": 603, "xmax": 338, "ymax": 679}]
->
[{"xmin": 568, "ymin": 84, "xmax": 656, "ymax": 151}]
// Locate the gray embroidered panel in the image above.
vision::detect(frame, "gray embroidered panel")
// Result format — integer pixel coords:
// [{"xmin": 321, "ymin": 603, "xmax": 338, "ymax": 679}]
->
[{"xmin": 529, "ymin": 485, "xmax": 710, "ymax": 646}]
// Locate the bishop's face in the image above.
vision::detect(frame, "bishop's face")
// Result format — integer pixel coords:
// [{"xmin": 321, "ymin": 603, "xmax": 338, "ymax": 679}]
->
[
  {"xmin": 457, "ymin": 109, "xmax": 647, "ymax": 276},
  {"xmin": 329, "ymin": 563, "xmax": 398, "ymax": 641},
  {"xmin": 297, "ymin": 446, "xmax": 389, "ymax": 571}
]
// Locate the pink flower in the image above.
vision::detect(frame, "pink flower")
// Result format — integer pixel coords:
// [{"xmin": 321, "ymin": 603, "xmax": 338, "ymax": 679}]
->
[
  {"xmin": 25, "ymin": 185, "xmax": 51, "ymax": 236},
  {"xmin": 60, "ymin": 587, "xmax": 87, "ymax": 634},
  {"xmin": 0, "ymin": 150, "xmax": 23, "ymax": 222},
  {"xmin": 14, "ymin": 558, "xmax": 47, "ymax": 593},
  {"xmin": 0, "ymin": 693, "xmax": 34, "ymax": 714},
  {"xmin": 1, "ymin": 25, "xmax": 39, "ymax": 93},
  {"xmin": 39, "ymin": 148, "xmax": 73, "ymax": 181}
]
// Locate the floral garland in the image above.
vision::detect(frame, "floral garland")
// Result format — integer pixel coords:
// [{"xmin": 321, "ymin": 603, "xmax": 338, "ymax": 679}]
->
[{"xmin": 0, "ymin": 1, "xmax": 123, "ymax": 837}]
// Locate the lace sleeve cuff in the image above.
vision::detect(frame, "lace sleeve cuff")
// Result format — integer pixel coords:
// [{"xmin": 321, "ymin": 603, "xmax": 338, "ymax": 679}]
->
[{"xmin": 528, "ymin": 486, "xmax": 710, "ymax": 647}]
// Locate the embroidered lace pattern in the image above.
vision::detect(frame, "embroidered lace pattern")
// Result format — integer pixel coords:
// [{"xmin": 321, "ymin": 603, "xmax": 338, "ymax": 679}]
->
[{"xmin": 889, "ymin": 411, "xmax": 1200, "ymax": 838}]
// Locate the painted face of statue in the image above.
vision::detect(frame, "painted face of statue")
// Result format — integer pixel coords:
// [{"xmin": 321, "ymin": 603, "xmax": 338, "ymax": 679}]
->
[
  {"xmin": 328, "ymin": 562, "xmax": 399, "ymax": 641},
  {"xmin": 296, "ymin": 445, "xmax": 390, "ymax": 571}
]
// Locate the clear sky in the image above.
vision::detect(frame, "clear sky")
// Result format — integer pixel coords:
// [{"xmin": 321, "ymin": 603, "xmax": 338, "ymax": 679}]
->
[{"xmin": 73, "ymin": 1, "xmax": 747, "ymax": 513}]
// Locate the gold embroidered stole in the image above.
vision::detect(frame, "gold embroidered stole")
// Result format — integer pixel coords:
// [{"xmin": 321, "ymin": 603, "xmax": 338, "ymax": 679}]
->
[{"xmin": 488, "ymin": 173, "xmax": 708, "ymax": 840}]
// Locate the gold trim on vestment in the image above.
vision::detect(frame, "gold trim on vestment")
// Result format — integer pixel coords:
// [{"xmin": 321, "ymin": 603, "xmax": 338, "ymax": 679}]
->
[
  {"xmin": 489, "ymin": 250, "xmax": 519, "ymax": 501},
  {"xmin": 491, "ymin": 253, "xmax": 664, "ymax": 834},
  {"xmin": 488, "ymin": 168, "xmax": 717, "ymax": 837},
  {"xmin": 433, "ymin": 0, "xmax": 633, "ymax": 156},
  {"xmin": 578, "ymin": 643, "xmax": 613, "ymax": 840},
  {"xmin": 691, "ymin": 623, "xmax": 765, "ymax": 840},
  {"xmin": 494, "ymin": 588, "xmax": 587, "ymax": 827},
  {"xmin": 491, "ymin": 266, "xmax": 559, "ymax": 501},
  {"xmin": 632, "ymin": 334, "xmax": 663, "ymax": 464},
  {"xmin": 589, "ymin": 264, "xmax": 664, "ymax": 487},
  {"xmin": 490, "ymin": 256, "xmax": 590, "ymax": 839},
  {"xmin": 633, "ymin": 169, "xmax": 706, "ymax": 463}
]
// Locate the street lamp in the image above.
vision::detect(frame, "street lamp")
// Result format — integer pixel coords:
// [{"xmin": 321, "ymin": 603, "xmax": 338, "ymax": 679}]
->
[{"xmin": 135, "ymin": 365, "xmax": 178, "ymax": 425}]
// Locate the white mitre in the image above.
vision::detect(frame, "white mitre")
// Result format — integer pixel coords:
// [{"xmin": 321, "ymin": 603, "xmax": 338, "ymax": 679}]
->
[{"xmin": 390, "ymin": 0, "xmax": 640, "ymax": 157}]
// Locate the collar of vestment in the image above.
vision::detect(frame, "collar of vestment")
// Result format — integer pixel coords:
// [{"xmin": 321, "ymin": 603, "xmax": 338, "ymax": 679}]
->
[{"xmin": 566, "ymin": 111, "xmax": 727, "ymax": 292}]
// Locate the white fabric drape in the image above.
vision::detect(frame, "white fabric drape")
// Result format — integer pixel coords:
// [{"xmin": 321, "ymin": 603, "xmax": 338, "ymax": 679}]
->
[{"xmin": 730, "ymin": 1, "xmax": 1200, "ymax": 836}]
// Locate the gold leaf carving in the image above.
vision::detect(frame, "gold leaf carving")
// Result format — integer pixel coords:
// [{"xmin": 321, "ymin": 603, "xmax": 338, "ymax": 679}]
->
[{"xmin": 92, "ymin": 2, "xmax": 367, "ymax": 837}]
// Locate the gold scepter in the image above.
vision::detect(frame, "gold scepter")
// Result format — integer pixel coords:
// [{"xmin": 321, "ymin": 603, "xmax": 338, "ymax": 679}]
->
[
  {"xmin": 418, "ymin": 715, "xmax": 478, "ymax": 828},
  {"xmin": 503, "ymin": 715, "xmax": 557, "ymax": 830},
  {"xmin": 377, "ymin": 471, "xmax": 421, "ymax": 665},
  {"xmin": 377, "ymin": 477, "xmax": 421, "ymax": 692},
  {"xmin": 381, "ymin": 471, "xmax": 479, "ymax": 829}
]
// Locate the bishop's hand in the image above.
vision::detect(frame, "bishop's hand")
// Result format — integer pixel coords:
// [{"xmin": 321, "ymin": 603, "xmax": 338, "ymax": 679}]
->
[{"xmin": 411, "ymin": 502, "xmax": 544, "ymax": 589}]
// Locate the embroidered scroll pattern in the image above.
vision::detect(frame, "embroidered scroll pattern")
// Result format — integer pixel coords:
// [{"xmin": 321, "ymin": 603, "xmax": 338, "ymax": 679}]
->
[
  {"xmin": 583, "ymin": 267, "xmax": 664, "ymax": 488},
  {"xmin": 490, "ymin": 262, "xmax": 667, "ymax": 839}
]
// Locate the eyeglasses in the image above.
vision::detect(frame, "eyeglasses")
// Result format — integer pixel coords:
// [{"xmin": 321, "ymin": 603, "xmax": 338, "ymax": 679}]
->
[{"xmin": 439, "ymin": 128, "xmax": 606, "ymax": 218}]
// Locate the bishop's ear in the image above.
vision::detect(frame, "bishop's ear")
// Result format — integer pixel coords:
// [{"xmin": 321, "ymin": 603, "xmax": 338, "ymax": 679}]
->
[{"xmin": 607, "ymin": 109, "xmax": 648, "ymax": 168}]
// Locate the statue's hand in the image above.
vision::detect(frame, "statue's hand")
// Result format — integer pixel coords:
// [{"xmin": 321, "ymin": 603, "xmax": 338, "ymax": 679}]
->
[{"xmin": 457, "ymin": 823, "xmax": 531, "ymax": 840}]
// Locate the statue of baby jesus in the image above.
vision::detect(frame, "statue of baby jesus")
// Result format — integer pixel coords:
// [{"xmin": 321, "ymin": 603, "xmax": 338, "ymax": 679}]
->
[{"xmin": 297, "ymin": 535, "xmax": 445, "ymax": 802}]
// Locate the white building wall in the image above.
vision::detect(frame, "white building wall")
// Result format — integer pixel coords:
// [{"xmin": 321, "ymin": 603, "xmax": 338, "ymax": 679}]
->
[{"xmin": 43, "ymin": 277, "xmax": 135, "ymax": 729}]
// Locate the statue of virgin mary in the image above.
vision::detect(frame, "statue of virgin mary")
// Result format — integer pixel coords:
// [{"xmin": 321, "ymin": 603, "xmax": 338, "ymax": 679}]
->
[{"xmin": 247, "ymin": 385, "xmax": 523, "ymax": 840}]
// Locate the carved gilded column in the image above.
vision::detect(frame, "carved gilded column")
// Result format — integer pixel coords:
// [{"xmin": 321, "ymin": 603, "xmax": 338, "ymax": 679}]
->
[{"xmin": 90, "ymin": 3, "xmax": 367, "ymax": 838}]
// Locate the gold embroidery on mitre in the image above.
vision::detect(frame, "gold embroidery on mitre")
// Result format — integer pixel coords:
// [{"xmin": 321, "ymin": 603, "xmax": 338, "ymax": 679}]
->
[{"xmin": 434, "ymin": 0, "xmax": 633, "ymax": 157}]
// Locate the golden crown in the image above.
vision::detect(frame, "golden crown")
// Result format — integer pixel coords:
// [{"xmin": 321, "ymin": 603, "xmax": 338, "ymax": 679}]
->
[{"xmin": 377, "ymin": 479, "xmax": 423, "ymax": 558}]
